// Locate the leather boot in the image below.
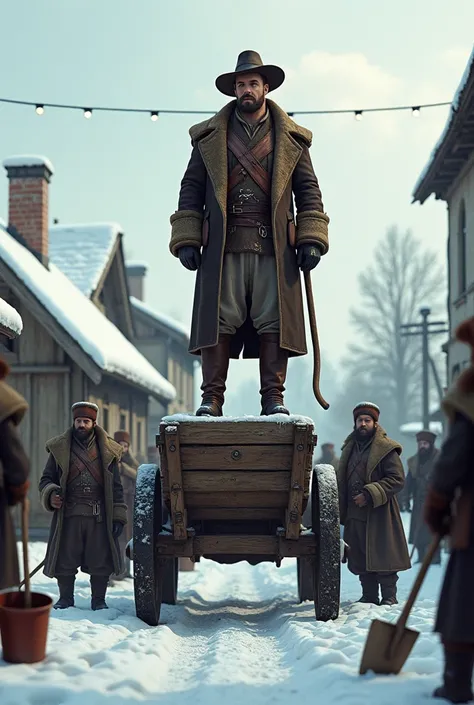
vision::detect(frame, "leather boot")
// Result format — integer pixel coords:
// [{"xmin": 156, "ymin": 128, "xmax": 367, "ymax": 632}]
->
[
  {"xmin": 259, "ymin": 333, "xmax": 290, "ymax": 415},
  {"xmin": 196, "ymin": 335, "xmax": 231, "ymax": 417},
  {"xmin": 90, "ymin": 575, "xmax": 109, "ymax": 610},
  {"xmin": 358, "ymin": 573, "xmax": 379, "ymax": 605},
  {"xmin": 378, "ymin": 572, "xmax": 399, "ymax": 605},
  {"xmin": 53, "ymin": 575, "xmax": 75, "ymax": 609},
  {"xmin": 434, "ymin": 647, "xmax": 474, "ymax": 703}
]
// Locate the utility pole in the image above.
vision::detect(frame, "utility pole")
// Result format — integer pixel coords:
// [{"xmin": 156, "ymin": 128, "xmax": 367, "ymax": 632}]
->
[{"xmin": 400, "ymin": 307, "xmax": 448, "ymax": 430}]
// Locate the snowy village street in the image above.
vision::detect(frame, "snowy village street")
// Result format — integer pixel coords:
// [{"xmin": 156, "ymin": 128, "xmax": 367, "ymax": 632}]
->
[{"xmin": 1, "ymin": 516, "xmax": 446, "ymax": 705}]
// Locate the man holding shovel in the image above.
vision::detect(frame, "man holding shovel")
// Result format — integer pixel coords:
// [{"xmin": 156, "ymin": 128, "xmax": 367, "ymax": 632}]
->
[
  {"xmin": 170, "ymin": 50, "xmax": 329, "ymax": 417},
  {"xmin": 423, "ymin": 316, "xmax": 474, "ymax": 704},
  {"xmin": 0, "ymin": 357, "xmax": 30, "ymax": 590},
  {"xmin": 38, "ymin": 402, "xmax": 128, "ymax": 610},
  {"xmin": 337, "ymin": 402, "xmax": 411, "ymax": 605}
]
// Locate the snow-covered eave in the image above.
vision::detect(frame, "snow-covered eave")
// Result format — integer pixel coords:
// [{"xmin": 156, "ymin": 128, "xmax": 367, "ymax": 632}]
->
[
  {"xmin": 0, "ymin": 247, "xmax": 175, "ymax": 402},
  {"xmin": 412, "ymin": 48, "xmax": 474, "ymax": 204},
  {"xmin": 130, "ymin": 297, "xmax": 190, "ymax": 343}
]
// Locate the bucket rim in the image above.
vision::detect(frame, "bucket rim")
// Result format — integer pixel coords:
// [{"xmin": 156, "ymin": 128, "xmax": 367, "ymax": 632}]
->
[{"xmin": 0, "ymin": 590, "xmax": 53, "ymax": 613}]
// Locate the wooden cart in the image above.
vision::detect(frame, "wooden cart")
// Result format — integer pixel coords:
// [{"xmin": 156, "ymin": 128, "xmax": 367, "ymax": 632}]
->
[{"xmin": 130, "ymin": 415, "xmax": 341, "ymax": 626}]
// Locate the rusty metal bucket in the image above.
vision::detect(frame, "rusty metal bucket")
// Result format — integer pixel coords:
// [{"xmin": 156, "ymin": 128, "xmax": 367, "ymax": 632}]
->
[{"xmin": 359, "ymin": 535, "xmax": 442, "ymax": 675}]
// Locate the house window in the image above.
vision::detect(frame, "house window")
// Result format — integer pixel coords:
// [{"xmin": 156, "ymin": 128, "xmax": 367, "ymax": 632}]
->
[
  {"xmin": 120, "ymin": 413, "xmax": 126, "ymax": 430},
  {"xmin": 458, "ymin": 200, "xmax": 467, "ymax": 295},
  {"xmin": 136, "ymin": 421, "xmax": 142, "ymax": 452},
  {"xmin": 103, "ymin": 407, "xmax": 109, "ymax": 432}
]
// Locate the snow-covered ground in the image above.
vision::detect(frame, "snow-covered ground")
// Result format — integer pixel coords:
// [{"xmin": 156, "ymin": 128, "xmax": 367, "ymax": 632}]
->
[{"xmin": 0, "ymin": 514, "xmax": 446, "ymax": 705}]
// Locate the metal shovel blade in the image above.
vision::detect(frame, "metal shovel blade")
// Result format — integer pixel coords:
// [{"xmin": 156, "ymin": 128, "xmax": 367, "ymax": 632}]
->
[{"xmin": 359, "ymin": 618, "xmax": 419, "ymax": 675}]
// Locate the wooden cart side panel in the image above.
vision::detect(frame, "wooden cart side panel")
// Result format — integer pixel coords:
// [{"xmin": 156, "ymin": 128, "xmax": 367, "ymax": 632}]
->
[
  {"xmin": 286, "ymin": 424, "xmax": 314, "ymax": 540},
  {"xmin": 182, "ymin": 470, "xmax": 290, "ymax": 493},
  {"xmin": 187, "ymin": 507, "xmax": 283, "ymax": 521},
  {"xmin": 158, "ymin": 422, "xmax": 296, "ymax": 445},
  {"xmin": 163, "ymin": 424, "xmax": 188, "ymax": 540},
  {"xmin": 155, "ymin": 533, "xmax": 318, "ymax": 557},
  {"xmin": 179, "ymin": 445, "xmax": 293, "ymax": 471},
  {"xmin": 185, "ymin": 491, "xmax": 289, "ymax": 508}
]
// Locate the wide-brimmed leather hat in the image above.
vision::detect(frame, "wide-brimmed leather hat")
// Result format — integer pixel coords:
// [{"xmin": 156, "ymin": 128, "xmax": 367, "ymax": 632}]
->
[{"xmin": 215, "ymin": 50, "xmax": 285, "ymax": 96}]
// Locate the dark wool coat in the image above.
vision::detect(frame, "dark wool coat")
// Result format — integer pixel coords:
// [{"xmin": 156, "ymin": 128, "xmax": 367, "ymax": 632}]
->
[
  {"xmin": 0, "ymin": 378, "xmax": 29, "ymax": 590},
  {"xmin": 38, "ymin": 425, "xmax": 128, "ymax": 578},
  {"xmin": 431, "ymin": 383, "xmax": 474, "ymax": 643},
  {"xmin": 119, "ymin": 450, "xmax": 138, "ymax": 544},
  {"xmin": 169, "ymin": 98, "xmax": 330, "ymax": 359},
  {"xmin": 338, "ymin": 426, "xmax": 411, "ymax": 573},
  {"xmin": 406, "ymin": 449, "xmax": 440, "ymax": 547}
]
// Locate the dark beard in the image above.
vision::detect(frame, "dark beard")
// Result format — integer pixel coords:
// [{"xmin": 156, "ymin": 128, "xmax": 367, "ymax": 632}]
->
[
  {"xmin": 73, "ymin": 427, "xmax": 93, "ymax": 443},
  {"xmin": 238, "ymin": 93, "xmax": 265, "ymax": 114},
  {"xmin": 355, "ymin": 427, "xmax": 375, "ymax": 443},
  {"xmin": 418, "ymin": 447, "xmax": 432, "ymax": 461},
  {"xmin": 321, "ymin": 452, "xmax": 334, "ymax": 463}
]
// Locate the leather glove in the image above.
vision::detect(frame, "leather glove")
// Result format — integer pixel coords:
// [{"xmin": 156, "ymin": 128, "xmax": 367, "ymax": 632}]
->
[
  {"xmin": 112, "ymin": 522, "xmax": 124, "ymax": 539},
  {"xmin": 423, "ymin": 487, "xmax": 451, "ymax": 536},
  {"xmin": 178, "ymin": 246, "xmax": 201, "ymax": 271},
  {"xmin": 296, "ymin": 244, "xmax": 321, "ymax": 271},
  {"xmin": 6, "ymin": 480, "xmax": 30, "ymax": 506}
]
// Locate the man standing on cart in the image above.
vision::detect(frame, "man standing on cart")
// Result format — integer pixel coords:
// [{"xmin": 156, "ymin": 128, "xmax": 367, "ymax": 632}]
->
[{"xmin": 170, "ymin": 50, "xmax": 329, "ymax": 417}]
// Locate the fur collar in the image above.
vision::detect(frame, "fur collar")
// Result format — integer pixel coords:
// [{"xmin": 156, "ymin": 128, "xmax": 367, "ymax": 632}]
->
[
  {"xmin": 187, "ymin": 98, "xmax": 312, "ymax": 219},
  {"xmin": 340, "ymin": 425, "xmax": 402, "ymax": 481},
  {"xmin": 46, "ymin": 425, "xmax": 122, "ymax": 475}
]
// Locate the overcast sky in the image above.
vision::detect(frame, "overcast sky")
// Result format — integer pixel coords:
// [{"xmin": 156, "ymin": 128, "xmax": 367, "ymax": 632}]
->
[{"xmin": 0, "ymin": 0, "xmax": 472, "ymax": 401}]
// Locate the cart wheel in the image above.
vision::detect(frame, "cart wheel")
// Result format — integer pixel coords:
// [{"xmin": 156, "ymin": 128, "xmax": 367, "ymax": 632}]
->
[
  {"xmin": 311, "ymin": 464, "xmax": 340, "ymax": 621},
  {"xmin": 162, "ymin": 557, "xmax": 179, "ymax": 605},
  {"xmin": 133, "ymin": 464, "xmax": 163, "ymax": 626},
  {"xmin": 297, "ymin": 557, "xmax": 314, "ymax": 602}
]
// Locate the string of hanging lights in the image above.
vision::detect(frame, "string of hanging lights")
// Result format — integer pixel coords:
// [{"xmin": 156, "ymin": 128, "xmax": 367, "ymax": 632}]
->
[{"xmin": 0, "ymin": 96, "xmax": 452, "ymax": 121}]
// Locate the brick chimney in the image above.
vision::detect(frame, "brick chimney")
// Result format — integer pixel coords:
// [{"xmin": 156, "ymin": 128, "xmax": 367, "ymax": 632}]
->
[
  {"xmin": 126, "ymin": 263, "xmax": 147, "ymax": 301},
  {"xmin": 3, "ymin": 155, "xmax": 54, "ymax": 262}
]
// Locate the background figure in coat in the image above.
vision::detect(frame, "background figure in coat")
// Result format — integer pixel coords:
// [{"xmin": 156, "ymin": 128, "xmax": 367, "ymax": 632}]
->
[
  {"xmin": 169, "ymin": 50, "xmax": 329, "ymax": 417},
  {"xmin": 38, "ymin": 402, "xmax": 127, "ymax": 610},
  {"xmin": 111, "ymin": 430, "xmax": 138, "ymax": 581},
  {"xmin": 406, "ymin": 430, "xmax": 441, "ymax": 564},
  {"xmin": 424, "ymin": 316, "xmax": 474, "ymax": 704},
  {"xmin": 316, "ymin": 442, "xmax": 339, "ymax": 472},
  {"xmin": 0, "ymin": 357, "xmax": 30, "ymax": 590},
  {"xmin": 337, "ymin": 402, "xmax": 410, "ymax": 606}
]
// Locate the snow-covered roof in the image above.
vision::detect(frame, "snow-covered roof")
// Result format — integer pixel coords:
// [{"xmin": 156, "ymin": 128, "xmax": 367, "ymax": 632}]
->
[
  {"xmin": 0, "ymin": 226, "xmax": 175, "ymax": 401},
  {"xmin": 49, "ymin": 223, "xmax": 121, "ymax": 297},
  {"xmin": 2, "ymin": 154, "xmax": 54, "ymax": 174},
  {"xmin": 130, "ymin": 296, "xmax": 190, "ymax": 341},
  {"xmin": 413, "ymin": 46, "xmax": 474, "ymax": 202},
  {"xmin": 0, "ymin": 297, "xmax": 23, "ymax": 336}
]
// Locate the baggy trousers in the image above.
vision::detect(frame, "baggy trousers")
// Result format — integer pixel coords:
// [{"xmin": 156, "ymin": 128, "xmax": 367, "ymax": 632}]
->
[
  {"xmin": 54, "ymin": 516, "xmax": 114, "ymax": 577},
  {"xmin": 218, "ymin": 253, "xmax": 279, "ymax": 335}
]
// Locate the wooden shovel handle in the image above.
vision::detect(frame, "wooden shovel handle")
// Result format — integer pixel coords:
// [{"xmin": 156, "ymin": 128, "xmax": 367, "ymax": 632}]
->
[
  {"xmin": 21, "ymin": 498, "xmax": 31, "ymax": 608},
  {"xmin": 397, "ymin": 534, "xmax": 442, "ymax": 631}
]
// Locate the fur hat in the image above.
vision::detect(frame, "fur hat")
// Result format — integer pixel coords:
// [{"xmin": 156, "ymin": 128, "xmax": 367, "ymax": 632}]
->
[
  {"xmin": 455, "ymin": 316, "xmax": 474, "ymax": 393},
  {"xmin": 321, "ymin": 443, "xmax": 335, "ymax": 450},
  {"xmin": 114, "ymin": 430, "xmax": 130, "ymax": 444},
  {"xmin": 353, "ymin": 401, "xmax": 380, "ymax": 423},
  {"xmin": 416, "ymin": 429, "xmax": 437, "ymax": 444},
  {"xmin": 71, "ymin": 401, "xmax": 98, "ymax": 422}
]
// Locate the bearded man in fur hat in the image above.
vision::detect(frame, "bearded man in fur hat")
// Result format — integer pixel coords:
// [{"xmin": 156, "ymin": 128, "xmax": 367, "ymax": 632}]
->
[
  {"xmin": 0, "ymin": 358, "xmax": 30, "ymax": 590},
  {"xmin": 424, "ymin": 317, "xmax": 474, "ymax": 704},
  {"xmin": 170, "ymin": 50, "xmax": 329, "ymax": 417},
  {"xmin": 316, "ymin": 442, "xmax": 339, "ymax": 472},
  {"xmin": 406, "ymin": 429, "xmax": 441, "ymax": 565},
  {"xmin": 38, "ymin": 402, "xmax": 127, "ymax": 610},
  {"xmin": 337, "ymin": 402, "xmax": 410, "ymax": 605},
  {"xmin": 110, "ymin": 430, "xmax": 138, "ymax": 581}
]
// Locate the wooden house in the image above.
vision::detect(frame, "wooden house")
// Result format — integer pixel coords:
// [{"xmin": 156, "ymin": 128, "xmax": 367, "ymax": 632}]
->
[
  {"xmin": 413, "ymin": 48, "xmax": 474, "ymax": 386},
  {"xmin": 0, "ymin": 155, "xmax": 176, "ymax": 528}
]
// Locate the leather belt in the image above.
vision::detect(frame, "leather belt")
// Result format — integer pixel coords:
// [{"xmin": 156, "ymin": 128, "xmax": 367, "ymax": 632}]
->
[{"xmin": 228, "ymin": 202, "xmax": 271, "ymax": 237}]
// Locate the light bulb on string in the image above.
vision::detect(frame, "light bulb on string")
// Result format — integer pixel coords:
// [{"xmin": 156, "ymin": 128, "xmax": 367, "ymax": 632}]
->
[
  {"xmin": 412, "ymin": 106, "xmax": 421, "ymax": 118},
  {"xmin": 35, "ymin": 104, "xmax": 44, "ymax": 116},
  {"xmin": 150, "ymin": 111, "xmax": 159, "ymax": 122},
  {"xmin": 354, "ymin": 110, "xmax": 363, "ymax": 121},
  {"xmin": 83, "ymin": 108, "xmax": 92, "ymax": 119}
]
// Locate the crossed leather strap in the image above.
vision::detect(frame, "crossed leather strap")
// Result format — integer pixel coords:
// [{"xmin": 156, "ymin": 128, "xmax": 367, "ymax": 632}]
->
[
  {"xmin": 227, "ymin": 129, "xmax": 273, "ymax": 195},
  {"xmin": 68, "ymin": 440, "xmax": 103, "ymax": 486}
]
